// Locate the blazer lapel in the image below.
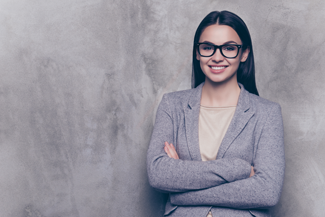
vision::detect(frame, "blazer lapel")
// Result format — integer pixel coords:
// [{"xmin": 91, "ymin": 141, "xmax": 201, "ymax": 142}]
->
[
  {"xmin": 184, "ymin": 84, "xmax": 203, "ymax": 161},
  {"xmin": 216, "ymin": 84, "xmax": 255, "ymax": 159}
]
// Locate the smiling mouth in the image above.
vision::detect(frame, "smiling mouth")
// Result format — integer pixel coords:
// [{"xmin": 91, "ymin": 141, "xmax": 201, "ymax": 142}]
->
[{"xmin": 210, "ymin": 66, "xmax": 227, "ymax": 70}]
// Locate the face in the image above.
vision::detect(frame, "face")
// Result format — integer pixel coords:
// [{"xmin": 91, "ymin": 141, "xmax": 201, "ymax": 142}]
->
[{"xmin": 196, "ymin": 24, "xmax": 249, "ymax": 85}]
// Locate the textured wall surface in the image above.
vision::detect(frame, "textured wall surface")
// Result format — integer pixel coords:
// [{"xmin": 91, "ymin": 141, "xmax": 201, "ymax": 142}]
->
[{"xmin": 0, "ymin": 0, "xmax": 324, "ymax": 216}]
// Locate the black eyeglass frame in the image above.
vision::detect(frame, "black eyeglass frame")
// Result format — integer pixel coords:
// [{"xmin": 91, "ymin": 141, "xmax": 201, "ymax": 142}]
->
[{"xmin": 197, "ymin": 43, "xmax": 242, "ymax": 59}]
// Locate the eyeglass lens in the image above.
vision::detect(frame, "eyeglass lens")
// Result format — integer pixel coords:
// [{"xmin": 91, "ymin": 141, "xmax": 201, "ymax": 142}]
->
[{"xmin": 198, "ymin": 44, "xmax": 239, "ymax": 58}]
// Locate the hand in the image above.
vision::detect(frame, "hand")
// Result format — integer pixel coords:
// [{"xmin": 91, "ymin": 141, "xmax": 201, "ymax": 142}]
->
[
  {"xmin": 164, "ymin": 142, "xmax": 179, "ymax": 159},
  {"xmin": 249, "ymin": 166, "xmax": 255, "ymax": 177}
]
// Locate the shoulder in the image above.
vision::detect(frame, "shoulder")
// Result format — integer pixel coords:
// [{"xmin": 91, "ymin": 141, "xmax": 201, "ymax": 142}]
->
[
  {"xmin": 249, "ymin": 93, "xmax": 281, "ymax": 109},
  {"xmin": 161, "ymin": 88, "xmax": 195, "ymax": 108},
  {"xmin": 248, "ymin": 92, "xmax": 282, "ymax": 117},
  {"xmin": 155, "ymin": 88, "xmax": 197, "ymax": 118}
]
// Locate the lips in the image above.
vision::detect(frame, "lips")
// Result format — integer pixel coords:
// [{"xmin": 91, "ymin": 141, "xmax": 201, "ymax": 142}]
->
[
  {"xmin": 211, "ymin": 66, "xmax": 226, "ymax": 70},
  {"xmin": 209, "ymin": 65, "xmax": 228, "ymax": 74}
]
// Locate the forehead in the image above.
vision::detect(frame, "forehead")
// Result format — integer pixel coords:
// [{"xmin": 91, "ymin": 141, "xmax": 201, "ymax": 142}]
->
[{"xmin": 199, "ymin": 24, "xmax": 242, "ymax": 44}]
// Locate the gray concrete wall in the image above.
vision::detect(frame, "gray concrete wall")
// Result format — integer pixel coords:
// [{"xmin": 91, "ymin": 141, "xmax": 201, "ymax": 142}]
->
[{"xmin": 0, "ymin": 0, "xmax": 324, "ymax": 216}]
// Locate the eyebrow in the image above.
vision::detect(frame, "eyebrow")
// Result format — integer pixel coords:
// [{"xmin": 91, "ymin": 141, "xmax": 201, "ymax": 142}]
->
[{"xmin": 199, "ymin": 40, "xmax": 238, "ymax": 45}]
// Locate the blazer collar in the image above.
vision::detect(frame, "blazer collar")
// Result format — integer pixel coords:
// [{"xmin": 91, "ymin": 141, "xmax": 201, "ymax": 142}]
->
[
  {"xmin": 184, "ymin": 83, "xmax": 255, "ymax": 160},
  {"xmin": 184, "ymin": 83, "xmax": 204, "ymax": 160},
  {"xmin": 217, "ymin": 83, "xmax": 255, "ymax": 158}
]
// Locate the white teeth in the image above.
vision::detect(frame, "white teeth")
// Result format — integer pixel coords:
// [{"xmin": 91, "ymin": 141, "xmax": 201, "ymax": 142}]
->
[{"xmin": 211, "ymin": 66, "xmax": 226, "ymax": 70}]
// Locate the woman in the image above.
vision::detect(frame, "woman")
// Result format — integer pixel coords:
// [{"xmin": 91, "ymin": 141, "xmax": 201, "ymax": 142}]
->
[{"xmin": 147, "ymin": 11, "xmax": 285, "ymax": 217}]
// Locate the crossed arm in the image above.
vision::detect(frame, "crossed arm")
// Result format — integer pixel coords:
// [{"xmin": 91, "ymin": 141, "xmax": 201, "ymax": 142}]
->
[
  {"xmin": 147, "ymin": 95, "xmax": 285, "ymax": 209},
  {"xmin": 164, "ymin": 141, "xmax": 255, "ymax": 177},
  {"xmin": 164, "ymin": 141, "xmax": 280, "ymax": 209},
  {"xmin": 163, "ymin": 108, "xmax": 284, "ymax": 208}
]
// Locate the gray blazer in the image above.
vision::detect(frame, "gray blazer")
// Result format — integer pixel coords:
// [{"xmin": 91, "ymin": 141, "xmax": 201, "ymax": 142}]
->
[{"xmin": 147, "ymin": 83, "xmax": 285, "ymax": 217}]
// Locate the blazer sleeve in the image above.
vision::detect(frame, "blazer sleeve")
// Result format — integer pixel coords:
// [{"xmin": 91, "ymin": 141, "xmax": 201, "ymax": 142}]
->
[
  {"xmin": 147, "ymin": 94, "xmax": 251, "ymax": 193},
  {"xmin": 169, "ymin": 104, "xmax": 285, "ymax": 208}
]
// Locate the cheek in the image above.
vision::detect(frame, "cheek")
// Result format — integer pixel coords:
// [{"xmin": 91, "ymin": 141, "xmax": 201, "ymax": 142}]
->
[
  {"xmin": 198, "ymin": 57, "xmax": 209, "ymax": 66},
  {"xmin": 199, "ymin": 60, "xmax": 207, "ymax": 73},
  {"xmin": 229, "ymin": 59, "xmax": 241, "ymax": 68}
]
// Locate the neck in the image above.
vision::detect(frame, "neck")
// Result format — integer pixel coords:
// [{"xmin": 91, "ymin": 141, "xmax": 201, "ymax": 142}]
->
[{"xmin": 200, "ymin": 78, "xmax": 240, "ymax": 107}]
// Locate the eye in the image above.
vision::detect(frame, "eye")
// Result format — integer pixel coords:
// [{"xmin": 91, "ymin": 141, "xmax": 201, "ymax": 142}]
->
[
  {"xmin": 223, "ymin": 45, "xmax": 236, "ymax": 51},
  {"xmin": 201, "ymin": 45, "xmax": 213, "ymax": 50}
]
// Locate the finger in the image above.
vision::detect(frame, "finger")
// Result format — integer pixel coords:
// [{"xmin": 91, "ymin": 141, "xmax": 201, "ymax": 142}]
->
[
  {"xmin": 164, "ymin": 142, "xmax": 169, "ymax": 153},
  {"xmin": 170, "ymin": 143, "xmax": 179, "ymax": 159},
  {"xmin": 249, "ymin": 166, "xmax": 255, "ymax": 177},
  {"xmin": 164, "ymin": 142, "xmax": 180, "ymax": 159},
  {"xmin": 164, "ymin": 142, "xmax": 174, "ymax": 158},
  {"xmin": 164, "ymin": 145, "xmax": 172, "ymax": 158},
  {"xmin": 167, "ymin": 143, "xmax": 179, "ymax": 159},
  {"xmin": 164, "ymin": 146, "xmax": 173, "ymax": 158}
]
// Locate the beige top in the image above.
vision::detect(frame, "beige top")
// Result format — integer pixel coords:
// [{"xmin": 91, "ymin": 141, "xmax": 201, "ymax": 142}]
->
[
  {"xmin": 199, "ymin": 105, "xmax": 236, "ymax": 217},
  {"xmin": 199, "ymin": 105, "xmax": 236, "ymax": 161}
]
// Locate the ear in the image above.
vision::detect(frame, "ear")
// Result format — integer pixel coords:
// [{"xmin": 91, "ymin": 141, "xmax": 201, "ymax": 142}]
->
[
  {"xmin": 196, "ymin": 51, "xmax": 200, "ymax": 61},
  {"xmin": 240, "ymin": 47, "xmax": 250, "ymax": 62}
]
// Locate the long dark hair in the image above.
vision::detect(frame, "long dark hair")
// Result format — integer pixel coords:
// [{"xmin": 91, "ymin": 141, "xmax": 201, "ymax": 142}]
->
[{"xmin": 192, "ymin": 11, "xmax": 259, "ymax": 96}]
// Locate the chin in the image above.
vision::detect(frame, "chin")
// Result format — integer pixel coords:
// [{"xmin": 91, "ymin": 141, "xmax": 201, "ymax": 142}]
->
[{"xmin": 205, "ymin": 73, "xmax": 237, "ymax": 85}]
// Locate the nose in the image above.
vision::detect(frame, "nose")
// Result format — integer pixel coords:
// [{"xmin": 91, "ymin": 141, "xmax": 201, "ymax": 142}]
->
[{"xmin": 211, "ymin": 48, "xmax": 225, "ymax": 62}]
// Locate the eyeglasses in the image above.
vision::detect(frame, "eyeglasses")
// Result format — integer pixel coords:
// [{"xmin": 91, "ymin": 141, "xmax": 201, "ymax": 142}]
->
[{"xmin": 197, "ymin": 43, "xmax": 242, "ymax": 58}]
